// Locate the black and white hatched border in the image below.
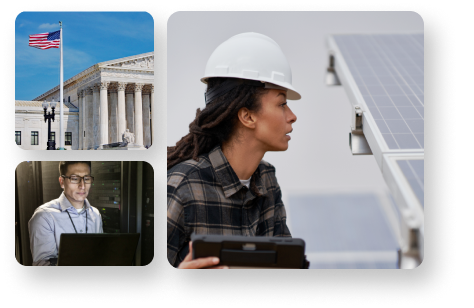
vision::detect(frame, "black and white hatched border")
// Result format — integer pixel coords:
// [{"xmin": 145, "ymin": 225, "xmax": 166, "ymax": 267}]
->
[{"xmin": 3, "ymin": 4, "xmax": 474, "ymax": 305}]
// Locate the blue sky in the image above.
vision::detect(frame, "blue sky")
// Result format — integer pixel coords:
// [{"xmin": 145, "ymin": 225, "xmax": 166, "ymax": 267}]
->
[{"xmin": 15, "ymin": 12, "xmax": 154, "ymax": 100}]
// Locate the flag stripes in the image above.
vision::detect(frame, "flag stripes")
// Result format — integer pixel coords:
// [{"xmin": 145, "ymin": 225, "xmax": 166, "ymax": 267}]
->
[{"xmin": 29, "ymin": 30, "xmax": 60, "ymax": 50}]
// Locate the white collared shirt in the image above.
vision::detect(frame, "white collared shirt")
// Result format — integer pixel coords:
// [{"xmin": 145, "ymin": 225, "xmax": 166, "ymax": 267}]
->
[{"xmin": 28, "ymin": 192, "xmax": 103, "ymax": 265}]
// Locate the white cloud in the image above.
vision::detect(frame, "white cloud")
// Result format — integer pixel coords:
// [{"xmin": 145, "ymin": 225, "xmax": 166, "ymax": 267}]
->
[
  {"xmin": 38, "ymin": 23, "xmax": 58, "ymax": 30},
  {"xmin": 16, "ymin": 34, "xmax": 93, "ymax": 72}
]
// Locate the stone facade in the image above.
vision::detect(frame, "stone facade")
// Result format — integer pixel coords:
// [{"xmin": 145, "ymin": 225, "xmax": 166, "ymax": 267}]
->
[
  {"xmin": 19, "ymin": 52, "xmax": 154, "ymax": 150},
  {"xmin": 15, "ymin": 101, "xmax": 78, "ymax": 150}
]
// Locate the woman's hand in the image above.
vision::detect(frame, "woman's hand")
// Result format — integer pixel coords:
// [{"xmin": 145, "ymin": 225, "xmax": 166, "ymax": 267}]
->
[{"xmin": 178, "ymin": 242, "xmax": 229, "ymax": 269}]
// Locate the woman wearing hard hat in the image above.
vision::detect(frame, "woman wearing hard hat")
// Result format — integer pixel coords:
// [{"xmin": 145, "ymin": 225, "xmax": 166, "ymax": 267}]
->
[{"xmin": 167, "ymin": 33, "xmax": 301, "ymax": 268}]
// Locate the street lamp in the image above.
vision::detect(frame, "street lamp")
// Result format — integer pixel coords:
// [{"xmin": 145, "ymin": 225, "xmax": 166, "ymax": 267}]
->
[{"xmin": 43, "ymin": 99, "xmax": 57, "ymax": 150}]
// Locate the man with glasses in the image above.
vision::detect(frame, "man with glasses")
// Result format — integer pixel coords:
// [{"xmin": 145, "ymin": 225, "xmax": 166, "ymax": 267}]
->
[{"xmin": 28, "ymin": 161, "xmax": 103, "ymax": 266}]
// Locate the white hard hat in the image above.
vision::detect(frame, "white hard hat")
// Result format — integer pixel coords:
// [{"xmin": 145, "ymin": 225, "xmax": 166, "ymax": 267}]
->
[{"xmin": 201, "ymin": 32, "xmax": 301, "ymax": 100}]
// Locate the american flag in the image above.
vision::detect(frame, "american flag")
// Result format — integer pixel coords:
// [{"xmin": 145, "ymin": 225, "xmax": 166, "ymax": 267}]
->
[{"xmin": 29, "ymin": 30, "xmax": 60, "ymax": 50}]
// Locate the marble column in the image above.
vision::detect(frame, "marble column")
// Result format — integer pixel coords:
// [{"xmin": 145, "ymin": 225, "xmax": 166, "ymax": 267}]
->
[
  {"xmin": 126, "ymin": 84, "xmax": 135, "ymax": 134},
  {"xmin": 142, "ymin": 89, "xmax": 151, "ymax": 147},
  {"xmin": 85, "ymin": 87, "xmax": 94, "ymax": 150},
  {"xmin": 150, "ymin": 85, "xmax": 154, "ymax": 147},
  {"xmin": 134, "ymin": 83, "xmax": 144, "ymax": 146},
  {"xmin": 78, "ymin": 89, "xmax": 84, "ymax": 150},
  {"xmin": 117, "ymin": 82, "xmax": 127, "ymax": 141},
  {"xmin": 93, "ymin": 83, "xmax": 100, "ymax": 149},
  {"xmin": 99, "ymin": 81, "xmax": 109, "ymax": 148},
  {"xmin": 107, "ymin": 92, "xmax": 112, "ymax": 144},
  {"xmin": 108, "ymin": 84, "xmax": 118, "ymax": 143}
]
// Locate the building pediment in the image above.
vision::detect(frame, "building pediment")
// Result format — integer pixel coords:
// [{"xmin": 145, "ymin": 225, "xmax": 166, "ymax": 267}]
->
[
  {"xmin": 99, "ymin": 52, "xmax": 154, "ymax": 71},
  {"xmin": 32, "ymin": 52, "xmax": 154, "ymax": 101}
]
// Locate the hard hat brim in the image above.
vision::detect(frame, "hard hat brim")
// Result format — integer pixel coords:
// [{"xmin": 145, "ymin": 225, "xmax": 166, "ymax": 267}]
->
[{"xmin": 201, "ymin": 76, "xmax": 301, "ymax": 100}]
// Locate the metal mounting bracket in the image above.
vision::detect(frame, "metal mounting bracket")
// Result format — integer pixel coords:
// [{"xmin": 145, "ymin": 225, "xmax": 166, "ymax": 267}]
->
[{"xmin": 349, "ymin": 105, "xmax": 373, "ymax": 155}]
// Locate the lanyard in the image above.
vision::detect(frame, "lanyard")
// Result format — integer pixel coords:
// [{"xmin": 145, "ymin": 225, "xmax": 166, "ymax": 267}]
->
[{"xmin": 66, "ymin": 207, "xmax": 88, "ymax": 234}]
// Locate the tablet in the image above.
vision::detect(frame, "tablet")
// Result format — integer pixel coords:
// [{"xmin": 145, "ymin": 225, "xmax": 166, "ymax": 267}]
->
[{"xmin": 191, "ymin": 233, "xmax": 307, "ymax": 269}]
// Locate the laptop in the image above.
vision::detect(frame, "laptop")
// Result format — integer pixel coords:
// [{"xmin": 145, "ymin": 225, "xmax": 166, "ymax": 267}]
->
[{"xmin": 56, "ymin": 233, "xmax": 140, "ymax": 266}]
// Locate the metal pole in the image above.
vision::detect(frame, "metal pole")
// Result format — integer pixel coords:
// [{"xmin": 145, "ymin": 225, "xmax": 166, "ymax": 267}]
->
[
  {"xmin": 59, "ymin": 21, "xmax": 65, "ymax": 150},
  {"xmin": 47, "ymin": 117, "xmax": 52, "ymax": 149},
  {"xmin": 46, "ymin": 111, "xmax": 56, "ymax": 150}
]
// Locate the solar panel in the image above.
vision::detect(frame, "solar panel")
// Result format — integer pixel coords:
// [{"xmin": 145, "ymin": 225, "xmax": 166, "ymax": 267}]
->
[
  {"xmin": 326, "ymin": 34, "xmax": 425, "ymax": 268},
  {"xmin": 332, "ymin": 34, "xmax": 424, "ymax": 151},
  {"xmin": 288, "ymin": 192, "xmax": 400, "ymax": 269}
]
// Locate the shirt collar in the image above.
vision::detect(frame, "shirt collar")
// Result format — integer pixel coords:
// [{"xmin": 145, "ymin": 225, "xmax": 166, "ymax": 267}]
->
[
  {"xmin": 251, "ymin": 165, "xmax": 268, "ymax": 197},
  {"xmin": 58, "ymin": 192, "xmax": 91, "ymax": 212},
  {"xmin": 208, "ymin": 146, "xmax": 267, "ymax": 198}
]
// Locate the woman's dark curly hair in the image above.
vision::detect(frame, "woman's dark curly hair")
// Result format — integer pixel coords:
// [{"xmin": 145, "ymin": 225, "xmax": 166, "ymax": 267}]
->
[{"xmin": 167, "ymin": 78, "xmax": 269, "ymax": 170}]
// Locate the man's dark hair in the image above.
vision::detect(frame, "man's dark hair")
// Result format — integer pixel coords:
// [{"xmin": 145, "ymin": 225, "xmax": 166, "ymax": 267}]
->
[
  {"xmin": 167, "ymin": 78, "xmax": 268, "ymax": 170},
  {"xmin": 59, "ymin": 161, "xmax": 92, "ymax": 176}
]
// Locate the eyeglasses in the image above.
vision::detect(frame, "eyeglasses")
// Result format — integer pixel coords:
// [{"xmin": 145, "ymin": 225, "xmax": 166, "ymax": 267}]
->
[{"xmin": 61, "ymin": 175, "xmax": 94, "ymax": 184}]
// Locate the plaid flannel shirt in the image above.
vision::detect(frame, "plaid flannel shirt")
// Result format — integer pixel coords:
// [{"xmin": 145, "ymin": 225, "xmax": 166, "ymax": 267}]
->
[{"xmin": 167, "ymin": 146, "xmax": 291, "ymax": 267}]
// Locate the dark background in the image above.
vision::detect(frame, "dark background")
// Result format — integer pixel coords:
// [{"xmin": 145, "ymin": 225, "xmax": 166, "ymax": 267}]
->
[{"xmin": 15, "ymin": 161, "xmax": 154, "ymax": 266}]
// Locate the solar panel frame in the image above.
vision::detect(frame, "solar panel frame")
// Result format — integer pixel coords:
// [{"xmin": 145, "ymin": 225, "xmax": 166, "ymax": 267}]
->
[
  {"xmin": 382, "ymin": 153, "xmax": 424, "ymax": 231},
  {"xmin": 397, "ymin": 159, "xmax": 424, "ymax": 209},
  {"xmin": 354, "ymin": 34, "xmax": 424, "ymax": 151},
  {"xmin": 327, "ymin": 33, "xmax": 424, "ymax": 169},
  {"xmin": 382, "ymin": 153, "xmax": 424, "ymax": 262},
  {"xmin": 326, "ymin": 35, "xmax": 424, "ymax": 267}
]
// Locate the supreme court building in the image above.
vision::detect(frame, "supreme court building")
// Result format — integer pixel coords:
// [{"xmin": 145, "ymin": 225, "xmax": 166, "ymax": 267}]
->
[{"xmin": 15, "ymin": 52, "xmax": 154, "ymax": 150}]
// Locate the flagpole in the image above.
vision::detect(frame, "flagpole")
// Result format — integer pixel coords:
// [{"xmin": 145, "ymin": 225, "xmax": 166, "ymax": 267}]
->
[{"xmin": 59, "ymin": 21, "xmax": 65, "ymax": 150}]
